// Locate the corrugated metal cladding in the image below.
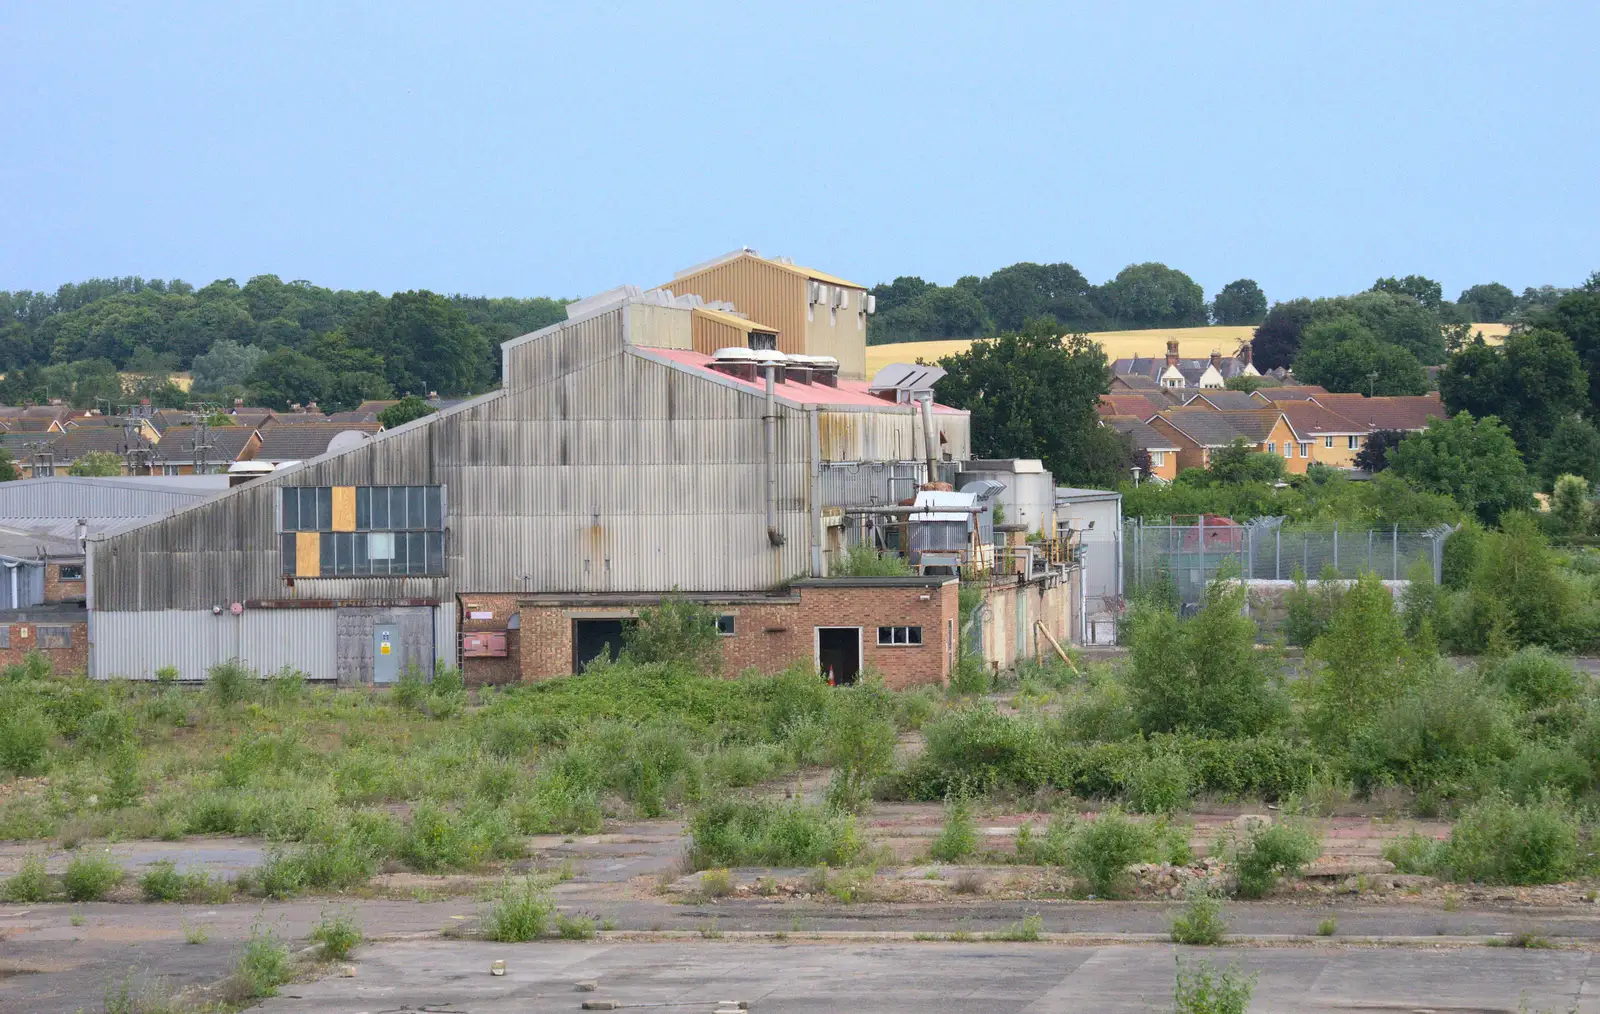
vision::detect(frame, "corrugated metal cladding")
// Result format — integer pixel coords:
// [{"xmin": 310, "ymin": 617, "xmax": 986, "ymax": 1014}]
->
[
  {"xmin": 92, "ymin": 305, "xmax": 815, "ymax": 613},
  {"xmin": 816, "ymin": 410, "xmax": 971, "ymax": 464},
  {"xmin": 819, "ymin": 462, "xmax": 924, "ymax": 508},
  {"xmin": 690, "ymin": 312, "xmax": 751, "ymax": 356},
  {"xmin": 664, "ymin": 259, "xmax": 807, "ymax": 359},
  {"xmin": 0, "ymin": 478, "xmax": 220, "ymax": 519},
  {"xmin": 90, "ymin": 609, "xmax": 338, "ymax": 680}
]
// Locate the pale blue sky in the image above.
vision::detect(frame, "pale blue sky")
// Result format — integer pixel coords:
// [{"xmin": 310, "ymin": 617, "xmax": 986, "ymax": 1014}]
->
[{"xmin": 2, "ymin": 1, "xmax": 1595, "ymax": 304}]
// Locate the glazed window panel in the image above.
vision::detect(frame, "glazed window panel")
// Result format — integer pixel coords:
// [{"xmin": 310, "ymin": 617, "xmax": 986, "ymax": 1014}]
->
[{"xmin": 281, "ymin": 486, "xmax": 446, "ymax": 575}]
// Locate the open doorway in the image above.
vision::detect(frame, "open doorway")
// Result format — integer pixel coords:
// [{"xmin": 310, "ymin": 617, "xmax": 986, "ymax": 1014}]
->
[
  {"xmin": 573, "ymin": 619, "xmax": 628, "ymax": 673},
  {"xmin": 816, "ymin": 627, "xmax": 861, "ymax": 685}
]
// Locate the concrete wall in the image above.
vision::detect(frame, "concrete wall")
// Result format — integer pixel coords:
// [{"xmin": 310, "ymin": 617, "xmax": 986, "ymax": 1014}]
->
[{"xmin": 972, "ymin": 571, "xmax": 1077, "ymax": 669}]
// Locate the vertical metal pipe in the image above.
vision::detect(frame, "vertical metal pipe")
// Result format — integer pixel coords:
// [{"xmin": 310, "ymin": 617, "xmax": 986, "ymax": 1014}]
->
[
  {"xmin": 1275, "ymin": 527, "xmax": 1281, "ymax": 581},
  {"xmin": 917, "ymin": 392, "xmax": 938, "ymax": 485},
  {"xmin": 764, "ymin": 365, "xmax": 784, "ymax": 547},
  {"xmin": 808, "ymin": 407, "xmax": 823, "ymax": 576},
  {"xmin": 1392, "ymin": 524, "xmax": 1399, "ymax": 580}
]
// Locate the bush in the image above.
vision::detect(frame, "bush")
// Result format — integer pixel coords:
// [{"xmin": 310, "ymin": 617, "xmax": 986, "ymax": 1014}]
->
[
  {"xmin": 480, "ymin": 877, "xmax": 555, "ymax": 942},
  {"xmin": 1170, "ymin": 891, "xmax": 1227, "ymax": 945},
  {"xmin": 929, "ymin": 798, "xmax": 979, "ymax": 863},
  {"xmin": 104, "ymin": 746, "xmax": 143, "ymax": 809},
  {"xmin": 1382, "ymin": 832, "xmax": 1443, "ymax": 875},
  {"xmin": 1065, "ymin": 808, "xmax": 1182, "ymax": 898},
  {"xmin": 1056, "ymin": 666, "xmax": 1136, "ymax": 743},
  {"xmin": 1017, "ymin": 814, "xmax": 1075, "ymax": 867},
  {"xmin": 0, "ymin": 704, "xmax": 52, "ymax": 775},
  {"xmin": 392, "ymin": 665, "xmax": 429, "ymax": 712},
  {"xmin": 835, "ymin": 543, "xmax": 913, "ymax": 578},
  {"xmin": 2, "ymin": 856, "xmax": 51, "ymax": 902},
  {"xmin": 556, "ymin": 913, "xmax": 598, "ymax": 939},
  {"xmin": 823, "ymin": 707, "xmax": 897, "ymax": 811},
  {"xmin": 1229, "ymin": 820, "xmax": 1321, "ymax": 898},
  {"xmin": 1125, "ymin": 752, "xmax": 1191, "ymax": 814},
  {"xmin": 1124, "ymin": 581, "xmax": 1284, "ymax": 738},
  {"xmin": 1303, "ymin": 570, "xmax": 1410, "ymax": 748},
  {"xmin": 206, "ymin": 659, "xmax": 254, "ymax": 707},
  {"xmin": 309, "ymin": 910, "xmax": 362, "ymax": 959},
  {"xmin": 1173, "ymin": 959, "xmax": 1256, "ymax": 1014},
  {"xmin": 227, "ymin": 924, "xmax": 292, "ymax": 1000},
  {"xmin": 687, "ymin": 799, "xmax": 862, "ymax": 870},
  {"xmin": 947, "ymin": 651, "xmax": 991, "ymax": 696},
  {"xmin": 1345, "ymin": 666, "xmax": 1520, "ymax": 799},
  {"xmin": 62, "ymin": 852, "xmax": 124, "ymax": 901},
  {"xmin": 139, "ymin": 860, "xmax": 187, "ymax": 902},
  {"xmin": 1432, "ymin": 795, "xmax": 1580, "ymax": 885},
  {"xmin": 1486, "ymin": 647, "xmax": 1583, "ymax": 711},
  {"xmin": 400, "ymin": 803, "xmax": 514, "ymax": 872},
  {"xmin": 1283, "ymin": 566, "xmax": 1344, "ymax": 647},
  {"xmin": 622, "ymin": 595, "xmax": 723, "ymax": 671}
]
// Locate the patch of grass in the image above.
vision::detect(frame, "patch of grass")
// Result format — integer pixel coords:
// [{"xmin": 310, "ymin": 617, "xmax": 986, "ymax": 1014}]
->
[
  {"xmin": 556, "ymin": 913, "xmax": 598, "ymax": 939},
  {"xmin": 1316, "ymin": 917, "xmax": 1337, "ymax": 936},
  {"xmin": 206, "ymin": 658, "xmax": 254, "ymax": 708},
  {"xmin": 1170, "ymin": 892, "xmax": 1228, "ymax": 945},
  {"xmin": 987, "ymin": 913, "xmax": 1043, "ymax": 941},
  {"xmin": 698, "ymin": 918, "xmax": 723, "ymax": 939},
  {"xmin": 698, "ymin": 868, "xmax": 733, "ymax": 899},
  {"xmin": 309, "ymin": 910, "xmax": 362, "ymax": 960},
  {"xmin": 2, "ymin": 856, "xmax": 52, "ymax": 902},
  {"xmin": 183, "ymin": 919, "xmax": 209, "ymax": 945},
  {"xmin": 687, "ymin": 799, "xmax": 862, "ymax": 870},
  {"xmin": 1492, "ymin": 931, "xmax": 1553, "ymax": 948},
  {"xmin": 225, "ymin": 923, "xmax": 293, "ymax": 1002},
  {"xmin": 480, "ymin": 877, "xmax": 554, "ymax": 942},
  {"xmin": 138, "ymin": 860, "xmax": 208, "ymax": 902},
  {"xmin": 62, "ymin": 852, "xmax": 124, "ymax": 901},
  {"xmin": 951, "ymin": 869, "xmax": 988, "ymax": 895},
  {"xmin": 1173, "ymin": 958, "xmax": 1256, "ymax": 1014},
  {"xmin": 928, "ymin": 797, "xmax": 979, "ymax": 863}
]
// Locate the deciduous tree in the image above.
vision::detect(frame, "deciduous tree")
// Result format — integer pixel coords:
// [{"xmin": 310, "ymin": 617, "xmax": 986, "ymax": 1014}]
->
[
  {"xmin": 1211, "ymin": 279, "xmax": 1268, "ymax": 325},
  {"xmin": 1388, "ymin": 412, "xmax": 1536, "ymax": 524}
]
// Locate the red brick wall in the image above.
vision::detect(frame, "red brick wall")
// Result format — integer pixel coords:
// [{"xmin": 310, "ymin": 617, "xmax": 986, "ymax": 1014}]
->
[
  {"xmin": 0, "ymin": 620, "xmax": 88, "ymax": 673},
  {"xmin": 505, "ymin": 581, "xmax": 957, "ymax": 690},
  {"xmin": 456, "ymin": 594, "xmax": 521, "ymax": 686},
  {"xmin": 45, "ymin": 563, "xmax": 86, "ymax": 604}
]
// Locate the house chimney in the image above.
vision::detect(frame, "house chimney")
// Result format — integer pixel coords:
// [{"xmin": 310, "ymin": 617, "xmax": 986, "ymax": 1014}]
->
[
  {"xmin": 1209, "ymin": 349, "xmax": 1222, "ymax": 370},
  {"xmin": 1165, "ymin": 340, "xmax": 1180, "ymax": 367},
  {"xmin": 1241, "ymin": 341, "xmax": 1253, "ymax": 366},
  {"xmin": 234, "ymin": 398, "xmax": 244, "ymax": 410}
]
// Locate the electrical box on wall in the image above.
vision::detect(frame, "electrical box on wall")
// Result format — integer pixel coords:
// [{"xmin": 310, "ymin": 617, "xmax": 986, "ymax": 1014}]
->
[{"xmin": 462, "ymin": 631, "xmax": 508, "ymax": 657}]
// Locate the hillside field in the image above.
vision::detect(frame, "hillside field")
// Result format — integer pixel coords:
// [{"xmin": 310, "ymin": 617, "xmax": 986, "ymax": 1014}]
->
[{"xmin": 865, "ymin": 323, "xmax": 1512, "ymax": 374}]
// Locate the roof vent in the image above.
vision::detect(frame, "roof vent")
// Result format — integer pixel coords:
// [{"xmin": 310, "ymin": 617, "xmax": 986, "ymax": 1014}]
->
[
  {"xmin": 710, "ymin": 347, "xmax": 760, "ymax": 382},
  {"xmin": 869, "ymin": 363, "xmax": 947, "ymax": 403}
]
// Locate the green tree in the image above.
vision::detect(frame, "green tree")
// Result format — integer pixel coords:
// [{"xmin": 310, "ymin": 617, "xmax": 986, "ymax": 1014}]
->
[
  {"xmin": 1094, "ymin": 263, "xmax": 1207, "ymax": 328},
  {"xmin": 1533, "ymin": 286, "xmax": 1600, "ymax": 416},
  {"xmin": 1211, "ymin": 279, "xmax": 1268, "ymax": 325},
  {"xmin": 0, "ymin": 448, "xmax": 19, "ymax": 482},
  {"xmin": 1252, "ymin": 299, "xmax": 1314, "ymax": 371},
  {"xmin": 1292, "ymin": 315, "xmax": 1427, "ymax": 395},
  {"xmin": 1124, "ymin": 580, "xmax": 1283, "ymax": 738},
  {"xmin": 1207, "ymin": 438, "xmax": 1286, "ymax": 483},
  {"xmin": 621, "ymin": 595, "xmax": 722, "ymax": 672},
  {"xmin": 68, "ymin": 450, "xmax": 124, "ymax": 476},
  {"xmin": 343, "ymin": 291, "xmax": 488, "ymax": 396},
  {"xmin": 245, "ymin": 348, "xmax": 331, "ymax": 411},
  {"xmin": 1353, "ymin": 429, "xmax": 1406, "ymax": 472},
  {"xmin": 1371, "ymin": 274, "xmax": 1443, "ymax": 310},
  {"xmin": 1549, "ymin": 474, "xmax": 1590, "ymax": 537},
  {"xmin": 1388, "ymin": 412, "xmax": 1536, "ymax": 524},
  {"xmin": 1438, "ymin": 329, "xmax": 1586, "ymax": 458},
  {"xmin": 975, "ymin": 262, "xmax": 1100, "ymax": 332},
  {"xmin": 1458, "ymin": 283, "xmax": 1517, "ymax": 322},
  {"xmin": 378, "ymin": 394, "xmax": 437, "ymax": 429},
  {"xmin": 934, "ymin": 320, "xmax": 1126, "ymax": 486},
  {"xmin": 1536, "ymin": 416, "xmax": 1600, "ymax": 490},
  {"xmin": 1303, "ymin": 570, "xmax": 1410, "ymax": 748}
]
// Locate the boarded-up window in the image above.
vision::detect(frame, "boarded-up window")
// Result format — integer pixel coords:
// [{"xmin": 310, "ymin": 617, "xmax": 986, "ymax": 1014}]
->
[
  {"xmin": 37, "ymin": 625, "xmax": 71, "ymax": 649},
  {"xmin": 0, "ymin": 626, "xmax": 10, "ymax": 649}
]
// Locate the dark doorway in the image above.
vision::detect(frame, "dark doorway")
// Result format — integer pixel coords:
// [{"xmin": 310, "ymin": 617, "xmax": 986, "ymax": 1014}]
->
[
  {"xmin": 573, "ymin": 619, "xmax": 627, "ymax": 672},
  {"xmin": 816, "ymin": 627, "xmax": 861, "ymax": 685}
]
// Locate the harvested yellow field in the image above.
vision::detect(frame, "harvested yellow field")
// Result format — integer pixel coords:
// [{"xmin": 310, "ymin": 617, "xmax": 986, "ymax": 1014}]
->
[{"xmin": 866, "ymin": 323, "xmax": 1511, "ymax": 374}]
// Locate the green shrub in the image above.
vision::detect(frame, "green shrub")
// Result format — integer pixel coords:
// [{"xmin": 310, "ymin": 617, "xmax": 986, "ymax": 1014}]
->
[
  {"xmin": 263, "ymin": 665, "xmax": 308, "ymax": 706},
  {"xmin": 1345, "ymin": 666, "xmax": 1520, "ymax": 799},
  {"xmin": 1316, "ymin": 916, "xmax": 1337, "ymax": 936},
  {"xmin": 1065, "ymin": 808, "xmax": 1180, "ymax": 898},
  {"xmin": 1017, "ymin": 814, "xmax": 1075, "ymax": 867},
  {"xmin": 929, "ymin": 798, "xmax": 979, "ymax": 863},
  {"xmin": 1126, "ymin": 752, "xmax": 1192, "ymax": 814},
  {"xmin": 1382, "ymin": 832, "xmax": 1443, "ymax": 875},
  {"xmin": 1283, "ymin": 565, "xmax": 1344, "ymax": 647},
  {"xmin": 139, "ymin": 860, "xmax": 187, "ymax": 902},
  {"xmin": 1170, "ymin": 891, "xmax": 1227, "ymax": 945},
  {"xmin": 1173, "ymin": 959, "xmax": 1256, "ymax": 1014},
  {"xmin": 206, "ymin": 658, "xmax": 254, "ymax": 707},
  {"xmin": 0, "ymin": 704, "xmax": 52, "ymax": 775},
  {"xmin": 2, "ymin": 649, "xmax": 53, "ymax": 682},
  {"xmin": 556, "ymin": 912, "xmax": 598, "ymax": 939},
  {"xmin": 103, "ymin": 746, "xmax": 143, "ymax": 809},
  {"xmin": 621, "ymin": 595, "xmax": 723, "ymax": 671},
  {"xmin": 1486, "ymin": 647, "xmax": 1583, "ymax": 711},
  {"xmin": 1498, "ymin": 742, "xmax": 1593, "ymax": 804},
  {"xmin": 687, "ymin": 799, "xmax": 862, "ymax": 870},
  {"xmin": 2, "ymin": 856, "xmax": 51, "ymax": 902},
  {"xmin": 835, "ymin": 543, "xmax": 913, "ymax": 578},
  {"xmin": 823, "ymin": 707, "xmax": 897, "ymax": 811},
  {"xmin": 430, "ymin": 662, "xmax": 465, "ymax": 697},
  {"xmin": 1056, "ymin": 666, "xmax": 1136, "ymax": 743},
  {"xmin": 75, "ymin": 707, "xmax": 132, "ymax": 752},
  {"xmin": 399, "ymin": 803, "xmax": 516, "ymax": 872},
  {"xmin": 987, "ymin": 912, "xmax": 1043, "ymax": 941},
  {"xmin": 1432, "ymin": 795, "xmax": 1580, "ymax": 885},
  {"xmin": 309, "ymin": 910, "xmax": 362, "ymax": 959},
  {"xmin": 228, "ymin": 924, "xmax": 292, "ymax": 1000},
  {"xmin": 1229, "ymin": 820, "xmax": 1321, "ymax": 899},
  {"xmin": 480, "ymin": 877, "xmax": 554, "ymax": 942},
  {"xmin": 392, "ymin": 665, "xmax": 429, "ymax": 712},
  {"xmin": 62, "ymin": 852, "xmax": 124, "ymax": 901},
  {"xmin": 1303, "ymin": 570, "xmax": 1411, "ymax": 748},
  {"xmin": 948, "ymin": 651, "xmax": 991, "ymax": 696}
]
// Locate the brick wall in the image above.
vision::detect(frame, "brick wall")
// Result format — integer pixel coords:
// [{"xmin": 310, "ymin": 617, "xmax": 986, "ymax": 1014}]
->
[
  {"xmin": 457, "ymin": 593, "xmax": 521, "ymax": 686},
  {"xmin": 505, "ymin": 580, "xmax": 958, "ymax": 690},
  {"xmin": 45, "ymin": 562, "xmax": 86, "ymax": 604},
  {"xmin": 0, "ymin": 620, "xmax": 89, "ymax": 673}
]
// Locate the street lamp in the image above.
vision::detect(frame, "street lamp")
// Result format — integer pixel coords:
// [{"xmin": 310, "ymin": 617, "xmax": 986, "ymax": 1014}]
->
[
  {"xmin": 1367, "ymin": 371, "xmax": 1379, "ymax": 397},
  {"xmin": 1130, "ymin": 465, "xmax": 1142, "ymax": 488}
]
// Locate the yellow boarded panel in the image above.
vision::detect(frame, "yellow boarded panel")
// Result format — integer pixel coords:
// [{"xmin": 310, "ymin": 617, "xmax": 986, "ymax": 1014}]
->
[
  {"xmin": 295, "ymin": 532, "xmax": 321, "ymax": 578},
  {"xmin": 331, "ymin": 487, "xmax": 356, "ymax": 531}
]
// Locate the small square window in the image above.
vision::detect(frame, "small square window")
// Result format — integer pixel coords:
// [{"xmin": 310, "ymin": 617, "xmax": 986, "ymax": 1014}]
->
[
  {"xmin": 877, "ymin": 625, "xmax": 923, "ymax": 646},
  {"xmin": 57, "ymin": 565, "xmax": 83, "ymax": 581},
  {"xmin": 1267, "ymin": 442, "xmax": 1276, "ymax": 455},
  {"xmin": 1348, "ymin": 436, "xmax": 1360, "ymax": 450},
  {"xmin": 716, "ymin": 614, "xmax": 736, "ymax": 636},
  {"xmin": 1324, "ymin": 435, "xmax": 1334, "ymax": 448},
  {"xmin": 1300, "ymin": 443, "xmax": 1310, "ymax": 457}
]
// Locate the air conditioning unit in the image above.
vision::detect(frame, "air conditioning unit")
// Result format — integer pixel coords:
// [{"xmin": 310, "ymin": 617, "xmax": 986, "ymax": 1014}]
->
[
  {"xmin": 865, "ymin": 294, "xmax": 877, "ymax": 315},
  {"xmin": 836, "ymin": 289, "xmax": 850, "ymax": 310},
  {"xmin": 831, "ymin": 288, "xmax": 846, "ymax": 309},
  {"xmin": 807, "ymin": 281, "xmax": 823, "ymax": 304}
]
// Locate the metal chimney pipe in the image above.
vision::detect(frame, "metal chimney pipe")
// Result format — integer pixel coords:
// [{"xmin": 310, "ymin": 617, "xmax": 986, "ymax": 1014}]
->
[
  {"xmin": 917, "ymin": 391, "xmax": 939, "ymax": 484},
  {"xmin": 764, "ymin": 364, "xmax": 785, "ymax": 547}
]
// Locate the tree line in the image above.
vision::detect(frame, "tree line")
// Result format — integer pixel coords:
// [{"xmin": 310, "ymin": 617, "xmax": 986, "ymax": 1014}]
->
[{"xmin": 0, "ymin": 276, "xmax": 569, "ymax": 412}]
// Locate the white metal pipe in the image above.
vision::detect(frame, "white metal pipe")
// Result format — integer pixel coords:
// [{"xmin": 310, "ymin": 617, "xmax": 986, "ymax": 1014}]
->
[
  {"xmin": 763, "ymin": 364, "xmax": 784, "ymax": 547},
  {"xmin": 917, "ymin": 392, "xmax": 938, "ymax": 484}
]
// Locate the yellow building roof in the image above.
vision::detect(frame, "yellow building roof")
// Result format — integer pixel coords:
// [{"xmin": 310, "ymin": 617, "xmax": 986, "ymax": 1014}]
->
[
  {"xmin": 693, "ymin": 306, "xmax": 778, "ymax": 334},
  {"xmin": 759, "ymin": 256, "xmax": 866, "ymax": 291}
]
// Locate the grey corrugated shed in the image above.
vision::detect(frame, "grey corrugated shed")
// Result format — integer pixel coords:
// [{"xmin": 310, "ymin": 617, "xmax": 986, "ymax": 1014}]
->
[{"xmin": 0, "ymin": 476, "xmax": 226, "ymax": 520}]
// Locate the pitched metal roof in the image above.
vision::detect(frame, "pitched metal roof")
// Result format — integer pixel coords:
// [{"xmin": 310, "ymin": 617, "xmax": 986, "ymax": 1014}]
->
[
  {"xmin": 693, "ymin": 306, "xmax": 778, "ymax": 334},
  {"xmin": 673, "ymin": 248, "xmax": 866, "ymax": 290}
]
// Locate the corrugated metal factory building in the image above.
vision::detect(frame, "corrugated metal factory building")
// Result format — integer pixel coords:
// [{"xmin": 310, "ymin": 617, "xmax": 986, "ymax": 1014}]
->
[{"xmin": 88, "ymin": 281, "xmax": 971, "ymax": 684}]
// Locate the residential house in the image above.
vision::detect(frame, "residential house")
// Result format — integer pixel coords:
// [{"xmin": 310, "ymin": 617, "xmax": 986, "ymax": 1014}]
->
[
  {"xmin": 153, "ymin": 425, "xmax": 263, "ymax": 474},
  {"xmin": 1149, "ymin": 407, "xmax": 1305, "ymax": 473},
  {"xmin": 25, "ymin": 424, "xmax": 157, "ymax": 477},
  {"xmin": 328, "ymin": 400, "xmax": 400, "ymax": 424},
  {"xmin": 1113, "ymin": 341, "xmax": 1260, "ymax": 390},
  {"xmin": 1097, "ymin": 393, "xmax": 1166, "ymax": 420},
  {"xmin": 1103, "ymin": 416, "xmax": 1180, "ymax": 481},
  {"xmin": 1277, "ymin": 402, "xmax": 1368, "ymax": 468},
  {"xmin": 1311, "ymin": 393, "xmax": 1445, "ymax": 435},
  {"xmin": 252, "ymin": 421, "xmax": 382, "ymax": 466},
  {"xmin": 652, "ymin": 248, "xmax": 874, "ymax": 379}
]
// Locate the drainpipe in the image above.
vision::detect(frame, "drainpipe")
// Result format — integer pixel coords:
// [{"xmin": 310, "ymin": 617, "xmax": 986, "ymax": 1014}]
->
[
  {"xmin": 764, "ymin": 364, "xmax": 785, "ymax": 547},
  {"xmin": 917, "ymin": 391, "xmax": 938, "ymax": 485},
  {"xmin": 8, "ymin": 562, "xmax": 18, "ymax": 609},
  {"xmin": 808, "ymin": 407, "xmax": 823, "ymax": 576}
]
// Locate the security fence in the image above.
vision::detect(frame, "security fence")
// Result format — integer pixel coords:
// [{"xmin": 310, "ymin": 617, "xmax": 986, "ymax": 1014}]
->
[{"xmin": 1123, "ymin": 517, "xmax": 1455, "ymax": 618}]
